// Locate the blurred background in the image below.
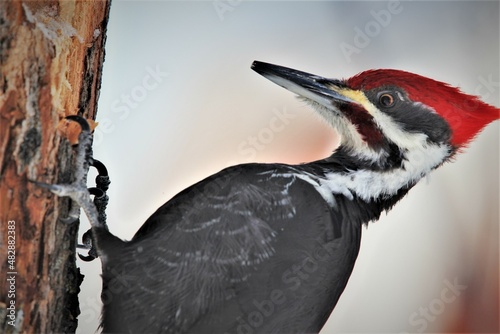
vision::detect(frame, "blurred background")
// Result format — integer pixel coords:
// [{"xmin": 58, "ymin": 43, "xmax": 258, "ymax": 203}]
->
[{"xmin": 77, "ymin": 1, "xmax": 499, "ymax": 333}]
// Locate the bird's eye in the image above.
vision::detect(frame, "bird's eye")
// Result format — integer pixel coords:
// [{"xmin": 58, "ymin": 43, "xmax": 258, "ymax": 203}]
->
[{"xmin": 379, "ymin": 93, "xmax": 395, "ymax": 108}]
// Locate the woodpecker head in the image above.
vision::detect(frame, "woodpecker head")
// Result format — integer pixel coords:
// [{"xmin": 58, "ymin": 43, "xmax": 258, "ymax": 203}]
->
[{"xmin": 252, "ymin": 61, "xmax": 499, "ymax": 169}]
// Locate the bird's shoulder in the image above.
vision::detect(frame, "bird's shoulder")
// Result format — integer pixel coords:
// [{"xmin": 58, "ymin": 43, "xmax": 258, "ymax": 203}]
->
[{"xmin": 133, "ymin": 163, "xmax": 331, "ymax": 237}]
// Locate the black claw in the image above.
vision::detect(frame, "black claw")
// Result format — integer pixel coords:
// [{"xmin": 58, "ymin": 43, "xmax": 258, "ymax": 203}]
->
[
  {"xmin": 78, "ymin": 252, "xmax": 98, "ymax": 262},
  {"xmin": 77, "ymin": 229, "xmax": 98, "ymax": 261},
  {"xmin": 66, "ymin": 115, "xmax": 91, "ymax": 132},
  {"xmin": 78, "ymin": 254, "xmax": 93, "ymax": 261},
  {"xmin": 91, "ymin": 159, "xmax": 108, "ymax": 176},
  {"xmin": 91, "ymin": 159, "xmax": 111, "ymax": 193}
]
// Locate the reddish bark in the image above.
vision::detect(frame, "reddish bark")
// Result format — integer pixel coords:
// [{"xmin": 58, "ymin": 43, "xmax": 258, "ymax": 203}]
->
[{"xmin": 0, "ymin": 1, "xmax": 110, "ymax": 332}]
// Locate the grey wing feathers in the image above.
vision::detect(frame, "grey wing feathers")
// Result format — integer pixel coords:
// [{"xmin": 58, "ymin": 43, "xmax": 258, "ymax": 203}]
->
[{"xmin": 121, "ymin": 170, "xmax": 297, "ymax": 331}]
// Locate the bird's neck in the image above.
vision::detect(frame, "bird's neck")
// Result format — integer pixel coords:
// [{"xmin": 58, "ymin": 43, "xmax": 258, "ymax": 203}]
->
[{"xmin": 302, "ymin": 143, "xmax": 451, "ymax": 221}]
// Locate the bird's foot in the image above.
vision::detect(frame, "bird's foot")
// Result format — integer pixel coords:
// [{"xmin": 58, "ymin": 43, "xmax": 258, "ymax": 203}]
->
[
  {"xmin": 31, "ymin": 115, "xmax": 110, "ymax": 261},
  {"xmin": 76, "ymin": 181, "xmax": 109, "ymax": 261}
]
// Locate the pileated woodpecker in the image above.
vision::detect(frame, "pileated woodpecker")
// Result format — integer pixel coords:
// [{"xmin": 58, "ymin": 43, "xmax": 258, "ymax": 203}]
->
[{"xmin": 37, "ymin": 61, "xmax": 498, "ymax": 333}]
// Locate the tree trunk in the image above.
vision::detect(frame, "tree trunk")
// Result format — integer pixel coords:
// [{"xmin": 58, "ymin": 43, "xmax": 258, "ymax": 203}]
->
[{"xmin": 0, "ymin": 1, "xmax": 110, "ymax": 333}]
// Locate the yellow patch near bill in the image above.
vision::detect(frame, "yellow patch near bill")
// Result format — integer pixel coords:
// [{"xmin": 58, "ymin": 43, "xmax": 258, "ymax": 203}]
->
[{"xmin": 335, "ymin": 88, "xmax": 374, "ymax": 111}]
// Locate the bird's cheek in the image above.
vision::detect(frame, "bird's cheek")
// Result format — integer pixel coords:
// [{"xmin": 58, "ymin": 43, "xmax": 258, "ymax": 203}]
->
[
  {"xmin": 339, "ymin": 103, "xmax": 384, "ymax": 146},
  {"xmin": 357, "ymin": 124, "xmax": 385, "ymax": 147}
]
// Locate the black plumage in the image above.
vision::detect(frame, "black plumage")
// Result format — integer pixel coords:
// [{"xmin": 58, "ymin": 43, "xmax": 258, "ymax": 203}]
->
[{"xmin": 97, "ymin": 155, "xmax": 411, "ymax": 333}]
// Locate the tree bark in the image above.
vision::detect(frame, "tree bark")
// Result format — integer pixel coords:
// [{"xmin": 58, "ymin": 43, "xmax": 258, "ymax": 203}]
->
[{"xmin": 0, "ymin": 1, "xmax": 110, "ymax": 333}]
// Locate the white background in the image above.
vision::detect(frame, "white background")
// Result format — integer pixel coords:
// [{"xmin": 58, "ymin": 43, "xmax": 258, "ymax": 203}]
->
[{"xmin": 77, "ymin": 1, "xmax": 499, "ymax": 333}]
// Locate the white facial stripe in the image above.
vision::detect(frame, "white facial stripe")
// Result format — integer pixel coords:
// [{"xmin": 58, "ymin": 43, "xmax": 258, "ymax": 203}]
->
[
  {"xmin": 302, "ymin": 99, "xmax": 386, "ymax": 163},
  {"xmin": 302, "ymin": 87, "xmax": 389, "ymax": 161},
  {"xmin": 286, "ymin": 142, "xmax": 450, "ymax": 204},
  {"xmin": 335, "ymin": 88, "xmax": 438, "ymax": 151},
  {"xmin": 260, "ymin": 136, "xmax": 450, "ymax": 207},
  {"xmin": 322, "ymin": 142, "xmax": 450, "ymax": 202}
]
